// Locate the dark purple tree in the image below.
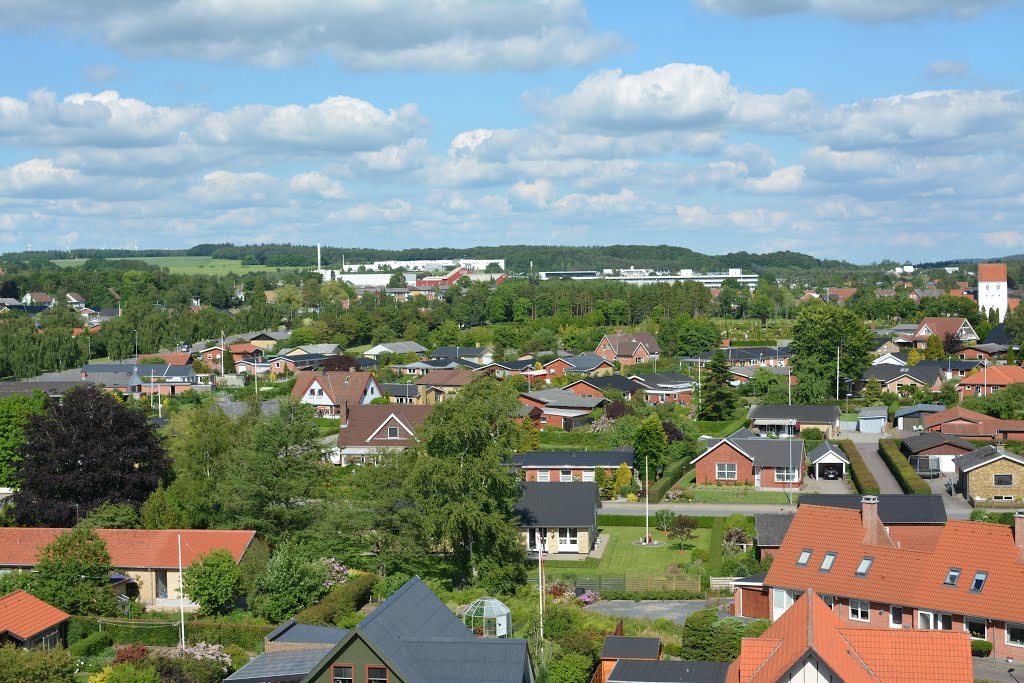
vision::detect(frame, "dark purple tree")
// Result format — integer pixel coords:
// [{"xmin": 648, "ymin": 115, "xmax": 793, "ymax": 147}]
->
[
  {"xmin": 14, "ymin": 386, "xmax": 169, "ymax": 527},
  {"xmin": 661, "ymin": 420, "xmax": 684, "ymax": 444},
  {"xmin": 323, "ymin": 354, "xmax": 359, "ymax": 371}
]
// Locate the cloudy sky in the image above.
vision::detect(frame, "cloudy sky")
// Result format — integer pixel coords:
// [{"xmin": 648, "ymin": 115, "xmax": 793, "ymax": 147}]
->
[{"xmin": 1, "ymin": 0, "xmax": 1022, "ymax": 262}]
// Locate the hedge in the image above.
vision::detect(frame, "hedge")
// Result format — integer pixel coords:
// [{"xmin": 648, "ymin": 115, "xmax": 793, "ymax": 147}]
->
[
  {"xmin": 69, "ymin": 630, "xmax": 112, "ymax": 657},
  {"xmin": 69, "ymin": 616, "xmax": 273, "ymax": 652},
  {"xmin": 836, "ymin": 440, "xmax": 879, "ymax": 495},
  {"xmin": 877, "ymin": 440, "xmax": 931, "ymax": 495},
  {"xmin": 651, "ymin": 458, "xmax": 691, "ymax": 503},
  {"xmin": 293, "ymin": 573, "xmax": 376, "ymax": 627},
  {"xmin": 598, "ymin": 514, "xmax": 716, "ymax": 529},
  {"xmin": 598, "ymin": 589, "xmax": 704, "ymax": 601}
]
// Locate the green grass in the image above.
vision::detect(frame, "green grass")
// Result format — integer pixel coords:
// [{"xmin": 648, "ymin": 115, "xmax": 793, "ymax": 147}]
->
[
  {"xmin": 687, "ymin": 486, "xmax": 796, "ymax": 504},
  {"xmin": 543, "ymin": 526, "xmax": 712, "ymax": 576},
  {"xmin": 315, "ymin": 417, "xmax": 341, "ymax": 437},
  {"xmin": 708, "ymin": 518, "xmax": 725, "ymax": 574},
  {"xmin": 52, "ymin": 256, "xmax": 297, "ymax": 275}
]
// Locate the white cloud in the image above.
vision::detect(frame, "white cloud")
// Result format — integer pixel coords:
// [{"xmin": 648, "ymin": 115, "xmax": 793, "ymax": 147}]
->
[
  {"xmin": 925, "ymin": 60, "xmax": 970, "ymax": 79},
  {"xmin": 552, "ymin": 188, "xmax": 639, "ymax": 213},
  {"xmin": 981, "ymin": 230, "xmax": 1024, "ymax": 249},
  {"xmin": 288, "ymin": 172, "xmax": 347, "ymax": 200},
  {"xmin": 331, "ymin": 200, "xmax": 413, "ymax": 222},
  {"xmin": 744, "ymin": 166, "xmax": 806, "ymax": 192},
  {"xmin": 510, "ymin": 179, "xmax": 555, "ymax": 208},
  {"xmin": 0, "ymin": 0, "xmax": 622, "ymax": 71},
  {"xmin": 692, "ymin": 0, "xmax": 1001, "ymax": 22}
]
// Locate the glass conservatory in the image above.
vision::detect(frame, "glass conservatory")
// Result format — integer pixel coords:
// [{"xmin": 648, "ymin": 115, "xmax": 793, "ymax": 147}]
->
[{"xmin": 462, "ymin": 596, "xmax": 512, "ymax": 638}]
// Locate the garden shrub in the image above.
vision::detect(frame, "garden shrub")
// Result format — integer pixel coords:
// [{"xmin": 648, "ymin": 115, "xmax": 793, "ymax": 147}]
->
[
  {"xmin": 71, "ymin": 630, "xmax": 114, "ymax": 657},
  {"xmin": 294, "ymin": 572, "xmax": 376, "ymax": 627},
  {"xmin": 837, "ymin": 440, "xmax": 879, "ymax": 495},
  {"xmin": 541, "ymin": 606, "xmax": 580, "ymax": 640},
  {"xmin": 971, "ymin": 639, "xmax": 993, "ymax": 657},
  {"xmin": 548, "ymin": 652, "xmax": 594, "ymax": 683},
  {"xmin": 680, "ymin": 609, "xmax": 719, "ymax": 660},
  {"xmin": 878, "ymin": 440, "xmax": 931, "ymax": 494}
]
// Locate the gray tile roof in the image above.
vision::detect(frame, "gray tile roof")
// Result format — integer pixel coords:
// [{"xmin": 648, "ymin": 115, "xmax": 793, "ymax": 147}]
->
[
  {"xmin": 630, "ymin": 371, "xmax": 694, "ymax": 387},
  {"xmin": 900, "ymin": 432, "xmax": 975, "ymax": 454},
  {"xmin": 515, "ymin": 482, "xmax": 599, "ymax": 528},
  {"xmin": 808, "ymin": 442, "xmax": 849, "ymax": 464},
  {"xmin": 861, "ymin": 364, "xmax": 941, "ymax": 385},
  {"xmin": 748, "ymin": 405, "xmax": 840, "ymax": 424},
  {"xmin": 514, "ymin": 447, "xmax": 634, "ymax": 469},
  {"xmin": 380, "ymin": 383, "xmax": 420, "ymax": 399},
  {"xmin": 858, "ymin": 407, "xmax": 888, "ymax": 419},
  {"xmin": 266, "ymin": 619, "xmax": 348, "ymax": 645},
  {"xmin": 798, "ymin": 494, "xmax": 946, "ymax": 524},
  {"xmin": 523, "ymin": 389, "xmax": 606, "ymax": 409},
  {"xmin": 568, "ymin": 375, "xmax": 644, "ymax": 394},
  {"xmin": 953, "ymin": 445, "xmax": 1024, "ymax": 472},
  {"xmin": 608, "ymin": 660, "xmax": 730, "ymax": 683},
  {"xmin": 754, "ymin": 513, "xmax": 795, "ymax": 548},
  {"xmin": 430, "ymin": 346, "xmax": 490, "ymax": 359},
  {"xmin": 601, "ymin": 635, "xmax": 661, "ymax": 660},
  {"xmin": 224, "ymin": 646, "xmax": 334, "ymax": 682},
  {"xmin": 894, "ymin": 404, "xmax": 947, "ymax": 419},
  {"xmin": 554, "ymin": 354, "xmax": 611, "ymax": 372},
  {"xmin": 700, "ymin": 438, "xmax": 806, "ymax": 468}
]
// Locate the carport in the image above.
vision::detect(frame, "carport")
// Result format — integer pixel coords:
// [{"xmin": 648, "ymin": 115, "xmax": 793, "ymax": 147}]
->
[
  {"xmin": 858, "ymin": 407, "xmax": 888, "ymax": 434},
  {"xmin": 809, "ymin": 442, "xmax": 850, "ymax": 479}
]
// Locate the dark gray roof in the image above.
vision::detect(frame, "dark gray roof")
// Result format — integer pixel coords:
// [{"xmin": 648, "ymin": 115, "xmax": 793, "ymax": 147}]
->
[
  {"xmin": 747, "ymin": 405, "xmax": 840, "ymax": 424},
  {"xmin": 554, "ymin": 354, "xmax": 611, "ymax": 372},
  {"xmin": 601, "ymin": 636, "xmax": 661, "ymax": 660},
  {"xmin": 984, "ymin": 323, "xmax": 1011, "ymax": 346},
  {"xmin": 900, "ymin": 432, "xmax": 976, "ymax": 454},
  {"xmin": 700, "ymin": 438, "xmax": 806, "ymax": 468},
  {"xmin": 754, "ymin": 513, "xmax": 795, "ymax": 548},
  {"xmin": 356, "ymin": 357, "xmax": 380, "ymax": 368},
  {"xmin": 266, "ymin": 619, "xmax": 348, "ymax": 645},
  {"xmin": 0, "ymin": 380, "xmax": 79, "ymax": 399},
  {"xmin": 430, "ymin": 346, "xmax": 489, "ymax": 359},
  {"xmin": 693, "ymin": 346, "xmax": 791, "ymax": 362},
  {"xmin": 568, "ymin": 375, "xmax": 644, "ymax": 394},
  {"xmin": 734, "ymin": 572, "xmax": 768, "ymax": 585},
  {"xmin": 381, "ymin": 383, "xmax": 419, "ymax": 398},
  {"xmin": 861, "ymin": 364, "xmax": 942, "ymax": 385},
  {"xmin": 953, "ymin": 445, "xmax": 1024, "ymax": 472},
  {"xmin": 808, "ymin": 442, "xmax": 849, "ymax": 464},
  {"xmin": 515, "ymin": 448, "xmax": 634, "ymax": 469},
  {"xmin": 522, "ymin": 389, "xmax": 606, "ymax": 409},
  {"xmin": 894, "ymin": 404, "xmax": 946, "ymax": 419},
  {"xmin": 726, "ymin": 427, "xmax": 759, "ymax": 439},
  {"xmin": 798, "ymin": 494, "xmax": 946, "ymax": 524},
  {"xmin": 608, "ymin": 660, "xmax": 730, "ymax": 683},
  {"xmin": 224, "ymin": 646, "xmax": 334, "ymax": 682},
  {"xmin": 630, "ymin": 371, "xmax": 694, "ymax": 387},
  {"xmin": 515, "ymin": 482, "xmax": 599, "ymax": 528},
  {"xmin": 729, "ymin": 365, "xmax": 791, "ymax": 379},
  {"xmin": 915, "ymin": 359, "xmax": 983, "ymax": 371},
  {"xmin": 485, "ymin": 358, "xmax": 538, "ymax": 371}
]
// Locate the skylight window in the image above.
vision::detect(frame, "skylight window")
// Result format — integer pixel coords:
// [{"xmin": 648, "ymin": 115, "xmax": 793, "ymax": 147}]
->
[
  {"xmin": 797, "ymin": 549, "xmax": 812, "ymax": 566},
  {"xmin": 820, "ymin": 552, "xmax": 836, "ymax": 573},
  {"xmin": 970, "ymin": 571, "xmax": 988, "ymax": 592},
  {"xmin": 855, "ymin": 557, "xmax": 873, "ymax": 577},
  {"xmin": 944, "ymin": 568, "xmax": 961, "ymax": 586}
]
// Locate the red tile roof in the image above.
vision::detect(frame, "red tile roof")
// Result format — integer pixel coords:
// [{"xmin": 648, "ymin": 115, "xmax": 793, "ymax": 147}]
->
[
  {"xmin": 912, "ymin": 317, "xmax": 973, "ymax": 341},
  {"xmin": 958, "ymin": 365, "xmax": 1024, "ymax": 388},
  {"xmin": 978, "ymin": 263, "xmax": 1007, "ymax": 282},
  {"xmin": 290, "ymin": 371, "xmax": 376, "ymax": 407},
  {"xmin": 0, "ymin": 528, "xmax": 255, "ymax": 569},
  {"xmin": 336, "ymin": 405, "xmax": 433, "ymax": 449},
  {"xmin": 135, "ymin": 352, "xmax": 193, "ymax": 366},
  {"xmin": 921, "ymin": 406, "xmax": 989, "ymax": 430},
  {"xmin": 765, "ymin": 505, "xmax": 1024, "ymax": 626},
  {"xmin": 0, "ymin": 591, "xmax": 70, "ymax": 641}
]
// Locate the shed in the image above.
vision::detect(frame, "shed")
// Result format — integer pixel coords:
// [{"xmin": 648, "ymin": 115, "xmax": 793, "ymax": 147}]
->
[
  {"xmin": 808, "ymin": 442, "xmax": 850, "ymax": 480},
  {"xmin": 858, "ymin": 407, "xmax": 888, "ymax": 434},
  {"xmin": 894, "ymin": 404, "xmax": 946, "ymax": 431}
]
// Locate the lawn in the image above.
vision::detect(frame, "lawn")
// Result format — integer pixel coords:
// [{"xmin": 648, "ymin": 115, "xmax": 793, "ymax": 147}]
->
[
  {"xmin": 687, "ymin": 486, "xmax": 797, "ymax": 505},
  {"xmin": 315, "ymin": 417, "xmax": 341, "ymax": 437},
  {"xmin": 52, "ymin": 256, "xmax": 298, "ymax": 275},
  {"xmin": 543, "ymin": 526, "xmax": 712, "ymax": 577}
]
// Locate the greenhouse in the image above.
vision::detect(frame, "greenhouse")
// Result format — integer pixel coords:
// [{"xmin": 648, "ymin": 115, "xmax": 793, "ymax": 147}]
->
[{"xmin": 462, "ymin": 596, "xmax": 512, "ymax": 638}]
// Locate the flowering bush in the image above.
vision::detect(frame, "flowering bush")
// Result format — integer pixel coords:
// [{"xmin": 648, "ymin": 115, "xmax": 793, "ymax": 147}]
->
[
  {"xmin": 113, "ymin": 644, "xmax": 148, "ymax": 664},
  {"xmin": 176, "ymin": 642, "xmax": 232, "ymax": 672},
  {"xmin": 578, "ymin": 590, "xmax": 600, "ymax": 605},
  {"xmin": 322, "ymin": 557, "xmax": 349, "ymax": 589}
]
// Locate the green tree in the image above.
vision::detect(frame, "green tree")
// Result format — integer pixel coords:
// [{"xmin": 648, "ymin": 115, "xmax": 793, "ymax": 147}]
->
[
  {"xmin": 667, "ymin": 515, "xmax": 697, "ymax": 547},
  {"xmin": 924, "ymin": 334, "xmax": 945, "ymax": 361},
  {"xmin": 387, "ymin": 272, "xmax": 407, "ymax": 289},
  {"xmin": 633, "ymin": 414, "xmax": 668, "ymax": 474},
  {"xmin": 709, "ymin": 619, "xmax": 745, "ymax": 661},
  {"xmin": 0, "ymin": 644, "xmax": 76, "ymax": 683},
  {"xmin": 1006, "ymin": 305, "xmax": 1024, "ymax": 350},
  {"xmin": 165, "ymin": 404, "xmax": 240, "ymax": 529},
  {"xmin": 613, "ymin": 463, "xmax": 633, "ymax": 494},
  {"xmin": 861, "ymin": 378, "xmax": 885, "ymax": 406},
  {"xmin": 697, "ymin": 350, "xmax": 736, "ymax": 421},
  {"xmin": 182, "ymin": 549, "xmax": 242, "ymax": 618},
  {"xmin": 654, "ymin": 509, "xmax": 676, "ymax": 532},
  {"xmin": 33, "ymin": 526, "xmax": 117, "ymax": 616},
  {"xmin": 680, "ymin": 609, "xmax": 719, "ymax": 660},
  {"xmin": 547, "ymin": 652, "xmax": 593, "ymax": 683},
  {"xmin": 78, "ymin": 502, "xmax": 140, "ymax": 529},
  {"xmin": 906, "ymin": 349, "xmax": 922, "ymax": 366},
  {"xmin": 748, "ymin": 292, "xmax": 774, "ymax": 325},
  {"xmin": 938, "ymin": 381, "xmax": 959, "ymax": 407},
  {"xmin": 139, "ymin": 483, "xmax": 187, "ymax": 529},
  {"xmin": 593, "ymin": 466, "xmax": 609, "ymax": 499},
  {"xmin": 248, "ymin": 544, "xmax": 328, "ymax": 623},
  {"xmin": 222, "ymin": 349, "xmax": 236, "ymax": 373},
  {"xmin": 0, "ymin": 392, "xmax": 48, "ymax": 487},
  {"xmin": 790, "ymin": 306, "xmax": 873, "ymax": 402}
]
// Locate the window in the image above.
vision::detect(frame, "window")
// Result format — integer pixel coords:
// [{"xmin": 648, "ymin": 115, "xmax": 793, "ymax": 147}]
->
[
  {"xmin": 387, "ymin": 427, "xmax": 399, "ymax": 439},
  {"xmin": 155, "ymin": 570, "xmax": 168, "ymax": 599},
  {"xmin": 558, "ymin": 528, "xmax": 578, "ymax": 547},
  {"xmin": 1008, "ymin": 623, "xmax": 1024, "ymax": 647},
  {"xmin": 890, "ymin": 605, "xmax": 903, "ymax": 628},
  {"xmin": 367, "ymin": 666, "xmax": 388, "ymax": 682},
  {"xmin": 308, "ymin": 388, "xmax": 315, "ymax": 395},
  {"xmin": 971, "ymin": 572, "xmax": 988, "ymax": 592},
  {"xmin": 560, "ymin": 470, "xmax": 573, "ymax": 482},
  {"xmin": 918, "ymin": 611, "xmax": 952, "ymax": 630},
  {"xmin": 856, "ymin": 557, "xmax": 874, "ymax": 577},
  {"xmin": 994, "ymin": 474, "xmax": 1014, "ymax": 487},
  {"xmin": 796, "ymin": 549, "xmax": 812, "ymax": 566},
  {"xmin": 332, "ymin": 666, "xmax": 354, "ymax": 683},
  {"xmin": 775, "ymin": 467, "xmax": 798, "ymax": 483},
  {"xmin": 965, "ymin": 617, "xmax": 987, "ymax": 640},
  {"xmin": 716, "ymin": 463, "xmax": 737, "ymax": 480},
  {"xmin": 582, "ymin": 470, "xmax": 595, "ymax": 482},
  {"xmin": 820, "ymin": 594, "xmax": 835, "ymax": 608},
  {"xmin": 536, "ymin": 470, "xmax": 550, "ymax": 482},
  {"xmin": 944, "ymin": 568, "xmax": 961, "ymax": 586},
  {"xmin": 995, "ymin": 495, "xmax": 1015, "ymax": 501},
  {"xmin": 40, "ymin": 630, "xmax": 59, "ymax": 649},
  {"xmin": 850, "ymin": 599, "xmax": 870, "ymax": 622},
  {"xmin": 820, "ymin": 552, "xmax": 836, "ymax": 573}
]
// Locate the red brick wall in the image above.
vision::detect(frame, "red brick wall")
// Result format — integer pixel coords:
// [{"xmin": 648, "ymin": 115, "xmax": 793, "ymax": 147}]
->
[
  {"xmin": 759, "ymin": 466, "xmax": 802, "ymax": 489},
  {"xmin": 695, "ymin": 443, "xmax": 754, "ymax": 485},
  {"xmin": 546, "ymin": 359, "xmax": 571, "ymax": 378},
  {"xmin": 566, "ymin": 383, "xmax": 603, "ymax": 398}
]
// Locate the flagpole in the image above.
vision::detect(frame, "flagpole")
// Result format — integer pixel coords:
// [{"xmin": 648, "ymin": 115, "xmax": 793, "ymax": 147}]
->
[{"xmin": 178, "ymin": 533, "xmax": 186, "ymax": 649}]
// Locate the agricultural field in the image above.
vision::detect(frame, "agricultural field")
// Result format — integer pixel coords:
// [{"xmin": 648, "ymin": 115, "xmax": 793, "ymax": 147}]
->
[{"xmin": 52, "ymin": 256, "xmax": 300, "ymax": 275}]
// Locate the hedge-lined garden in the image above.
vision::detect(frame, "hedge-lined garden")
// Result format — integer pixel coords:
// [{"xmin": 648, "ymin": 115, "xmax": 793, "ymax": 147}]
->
[
  {"xmin": 877, "ymin": 439, "xmax": 931, "ymax": 495},
  {"xmin": 68, "ymin": 617, "xmax": 274, "ymax": 652},
  {"xmin": 836, "ymin": 440, "xmax": 880, "ymax": 495}
]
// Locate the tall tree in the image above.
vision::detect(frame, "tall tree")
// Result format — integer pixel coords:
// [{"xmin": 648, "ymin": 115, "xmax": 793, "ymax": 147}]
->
[
  {"xmin": 697, "ymin": 350, "xmax": 737, "ymax": 421},
  {"xmin": 633, "ymin": 415, "xmax": 668, "ymax": 475},
  {"xmin": 861, "ymin": 378, "xmax": 885, "ymax": 406},
  {"xmin": 14, "ymin": 386, "xmax": 169, "ymax": 527},
  {"xmin": 789, "ymin": 306, "xmax": 873, "ymax": 401},
  {"xmin": 33, "ymin": 526, "xmax": 117, "ymax": 616},
  {"xmin": 165, "ymin": 404, "xmax": 241, "ymax": 529},
  {"xmin": 0, "ymin": 392, "xmax": 48, "ymax": 488},
  {"xmin": 923, "ymin": 334, "xmax": 945, "ymax": 361}
]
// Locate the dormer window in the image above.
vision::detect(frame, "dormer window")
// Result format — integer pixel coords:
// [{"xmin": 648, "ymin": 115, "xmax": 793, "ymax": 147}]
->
[
  {"xmin": 387, "ymin": 427, "xmax": 399, "ymax": 439},
  {"xmin": 970, "ymin": 571, "xmax": 988, "ymax": 592},
  {"xmin": 856, "ymin": 557, "xmax": 873, "ymax": 577},
  {"xmin": 797, "ymin": 549, "xmax": 812, "ymax": 566},
  {"xmin": 944, "ymin": 568, "xmax": 961, "ymax": 586},
  {"xmin": 820, "ymin": 552, "xmax": 836, "ymax": 573}
]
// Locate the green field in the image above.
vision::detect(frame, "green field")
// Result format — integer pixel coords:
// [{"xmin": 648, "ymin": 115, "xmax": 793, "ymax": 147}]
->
[
  {"xmin": 52, "ymin": 256, "xmax": 300, "ymax": 275},
  {"xmin": 543, "ymin": 526, "xmax": 711, "ymax": 576}
]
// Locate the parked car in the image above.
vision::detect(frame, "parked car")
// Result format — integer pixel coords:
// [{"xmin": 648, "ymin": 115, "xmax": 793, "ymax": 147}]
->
[{"xmin": 821, "ymin": 465, "xmax": 841, "ymax": 480}]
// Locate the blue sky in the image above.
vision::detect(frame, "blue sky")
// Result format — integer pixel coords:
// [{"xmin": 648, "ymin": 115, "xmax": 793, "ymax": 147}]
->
[{"xmin": 0, "ymin": 0, "xmax": 1022, "ymax": 263}]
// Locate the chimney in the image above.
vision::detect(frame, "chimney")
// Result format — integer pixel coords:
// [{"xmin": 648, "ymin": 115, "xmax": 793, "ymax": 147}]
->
[
  {"xmin": 861, "ymin": 495, "xmax": 879, "ymax": 530},
  {"xmin": 1015, "ymin": 511, "xmax": 1024, "ymax": 555},
  {"xmin": 861, "ymin": 495, "xmax": 894, "ymax": 547}
]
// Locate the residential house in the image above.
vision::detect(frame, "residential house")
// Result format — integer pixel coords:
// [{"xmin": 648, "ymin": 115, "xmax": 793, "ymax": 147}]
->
[
  {"xmin": 923, "ymin": 406, "xmax": 994, "ymax": 436},
  {"xmin": 363, "ymin": 341, "xmax": 427, "ymax": 360},
  {"xmin": 594, "ymin": 332, "xmax": 661, "ymax": 367},
  {"xmin": 474, "ymin": 358, "xmax": 545, "ymax": 379},
  {"xmin": 859, "ymin": 364, "xmax": 943, "ymax": 395},
  {"xmin": 629, "ymin": 372, "xmax": 694, "ymax": 404},
  {"xmin": 736, "ymin": 497, "xmax": 1024, "ymax": 660},
  {"xmin": 333, "ymin": 404, "xmax": 433, "ymax": 465},
  {"xmin": 894, "ymin": 403, "xmax": 947, "ymax": 431},
  {"xmin": 825, "ymin": 287, "xmax": 857, "ymax": 304},
  {"xmin": 542, "ymin": 354, "xmax": 615, "ymax": 378},
  {"xmin": 78, "ymin": 364, "xmax": 144, "ymax": 396},
  {"xmin": 518, "ymin": 389, "xmax": 606, "ymax": 430},
  {"xmin": 0, "ymin": 528, "xmax": 255, "ymax": 609},
  {"xmin": 747, "ymin": 404, "xmax": 841, "ymax": 438},
  {"xmin": 954, "ymin": 445, "xmax": 1024, "ymax": 505},
  {"xmin": 516, "ymin": 481, "xmax": 599, "ymax": 556},
  {"xmin": 429, "ymin": 346, "xmax": 493, "ymax": 364},
  {"xmin": 229, "ymin": 342, "xmax": 264, "ymax": 364},
  {"xmin": 265, "ymin": 353, "xmax": 328, "ymax": 374},
  {"xmin": 379, "ymin": 383, "xmax": 420, "ymax": 404},
  {"xmin": 236, "ymin": 358, "xmax": 272, "ymax": 375},
  {"xmin": 0, "ymin": 303, "xmax": 50, "ymax": 317},
  {"xmin": 799, "ymin": 494, "xmax": 947, "ymax": 552},
  {"xmin": 808, "ymin": 441, "xmax": 850, "ymax": 479},
  {"xmin": 239, "ymin": 331, "xmax": 290, "ymax": 351},
  {"xmin": 729, "ymin": 365, "xmax": 794, "ymax": 386},
  {"xmin": 225, "ymin": 577, "xmax": 533, "ymax": 683},
  {"xmin": 135, "ymin": 363, "xmax": 207, "ymax": 396},
  {"xmin": 596, "ymin": 636, "xmax": 661, "ymax": 683},
  {"xmin": 958, "ymin": 342, "xmax": 1008, "ymax": 361},
  {"xmin": 691, "ymin": 430, "xmax": 805, "ymax": 489},
  {"xmin": 290, "ymin": 371, "xmax": 382, "ymax": 418},
  {"xmin": 0, "ymin": 591, "xmax": 69, "ymax": 649},
  {"xmin": 691, "ymin": 345, "xmax": 792, "ymax": 367},
  {"xmin": 901, "ymin": 433, "xmax": 976, "ymax": 476},
  {"xmin": 870, "ymin": 335, "xmax": 901, "ymax": 356},
  {"xmin": 64, "ymin": 292, "xmax": 86, "ymax": 310},
  {"xmin": 414, "ymin": 368, "xmax": 476, "ymax": 403},
  {"xmin": 392, "ymin": 358, "xmax": 480, "ymax": 376},
  {"xmin": 280, "ymin": 344, "xmax": 342, "ymax": 358},
  {"xmin": 957, "ymin": 364, "xmax": 1024, "ymax": 398},
  {"xmin": 134, "ymin": 352, "xmax": 193, "ymax": 367},
  {"xmin": 895, "ymin": 316, "xmax": 979, "ymax": 350},
  {"xmin": 513, "ymin": 447, "xmax": 634, "ymax": 483},
  {"xmin": 753, "ymin": 513, "xmax": 794, "ymax": 560},
  {"xmin": 564, "ymin": 375, "xmax": 645, "ymax": 400},
  {"xmin": 21, "ymin": 292, "xmax": 54, "ymax": 307}
]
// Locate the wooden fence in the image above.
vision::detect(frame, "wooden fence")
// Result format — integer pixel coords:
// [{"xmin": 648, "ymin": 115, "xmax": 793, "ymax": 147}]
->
[
  {"xmin": 527, "ymin": 571, "xmax": 701, "ymax": 594},
  {"xmin": 709, "ymin": 577, "xmax": 737, "ymax": 591}
]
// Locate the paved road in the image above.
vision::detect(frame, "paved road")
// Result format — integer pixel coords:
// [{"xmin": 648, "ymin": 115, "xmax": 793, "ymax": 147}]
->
[
  {"xmin": 602, "ymin": 502, "xmax": 797, "ymax": 516},
  {"xmin": 843, "ymin": 431, "xmax": 902, "ymax": 494},
  {"xmin": 972, "ymin": 656, "xmax": 1019, "ymax": 683}
]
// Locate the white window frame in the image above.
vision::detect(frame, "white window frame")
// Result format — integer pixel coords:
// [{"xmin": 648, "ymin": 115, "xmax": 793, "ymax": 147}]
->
[
  {"xmin": 796, "ymin": 549, "xmax": 812, "ymax": 566},
  {"xmin": 581, "ymin": 470, "xmax": 595, "ymax": 482},
  {"xmin": 1007, "ymin": 622, "xmax": 1024, "ymax": 648},
  {"xmin": 994, "ymin": 495, "xmax": 1015, "ymax": 501},
  {"xmin": 965, "ymin": 617, "xmax": 987, "ymax": 640},
  {"xmin": 970, "ymin": 571, "xmax": 988, "ymax": 592},
  {"xmin": 856, "ymin": 557, "xmax": 873, "ymax": 577},
  {"xmin": 536, "ymin": 470, "xmax": 550, "ymax": 482},
  {"xmin": 716, "ymin": 463, "xmax": 737, "ymax": 480},
  {"xmin": 994, "ymin": 474, "xmax": 1014, "ymax": 487},
  {"xmin": 387, "ymin": 427, "xmax": 399, "ymax": 439},
  {"xmin": 820, "ymin": 552, "xmax": 836, "ymax": 573},
  {"xmin": 918, "ymin": 611, "xmax": 952, "ymax": 630},
  {"xmin": 774, "ymin": 466, "xmax": 799, "ymax": 483},
  {"xmin": 849, "ymin": 599, "xmax": 870, "ymax": 622},
  {"xmin": 889, "ymin": 605, "xmax": 903, "ymax": 629},
  {"xmin": 560, "ymin": 469, "xmax": 573, "ymax": 482},
  {"xmin": 944, "ymin": 568, "xmax": 962, "ymax": 586}
]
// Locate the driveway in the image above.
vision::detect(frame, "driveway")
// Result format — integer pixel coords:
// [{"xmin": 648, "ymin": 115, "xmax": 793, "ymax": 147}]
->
[
  {"xmin": 925, "ymin": 470, "xmax": 974, "ymax": 520},
  {"xmin": 585, "ymin": 599, "xmax": 747, "ymax": 625},
  {"xmin": 802, "ymin": 476, "xmax": 851, "ymax": 494},
  {"xmin": 972, "ymin": 656, "xmax": 1021, "ymax": 683},
  {"xmin": 842, "ymin": 431, "xmax": 901, "ymax": 494}
]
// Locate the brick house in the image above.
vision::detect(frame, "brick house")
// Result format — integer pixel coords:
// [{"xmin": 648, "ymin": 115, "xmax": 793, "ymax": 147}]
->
[
  {"xmin": 290, "ymin": 370, "xmax": 382, "ymax": 418},
  {"xmin": 333, "ymin": 404, "xmax": 432, "ymax": 465},
  {"xmin": 954, "ymin": 445, "xmax": 1024, "ymax": 505},
  {"xmin": 691, "ymin": 430, "xmax": 805, "ymax": 489},
  {"xmin": 563, "ymin": 375, "xmax": 644, "ymax": 401},
  {"xmin": 593, "ymin": 332, "xmax": 661, "ymax": 367},
  {"xmin": 900, "ymin": 432, "xmax": 976, "ymax": 476},
  {"xmin": 518, "ymin": 389, "xmax": 606, "ymax": 430},
  {"xmin": 629, "ymin": 372, "xmax": 694, "ymax": 404},
  {"xmin": 514, "ymin": 447, "xmax": 634, "ymax": 483},
  {"xmin": 957, "ymin": 364, "xmax": 1024, "ymax": 398},
  {"xmin": 542, "ymin": 354, "xmax": 615, "ymax": 378},
  {"xmin": 895, "ymin": 316, "xmax": 979, "ymax": 350}
]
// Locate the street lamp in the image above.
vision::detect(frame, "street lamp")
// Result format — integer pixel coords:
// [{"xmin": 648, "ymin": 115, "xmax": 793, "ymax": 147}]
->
[{"xmin": 134, "ymin": 329, "xmax": 139, "ymax": 360}]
